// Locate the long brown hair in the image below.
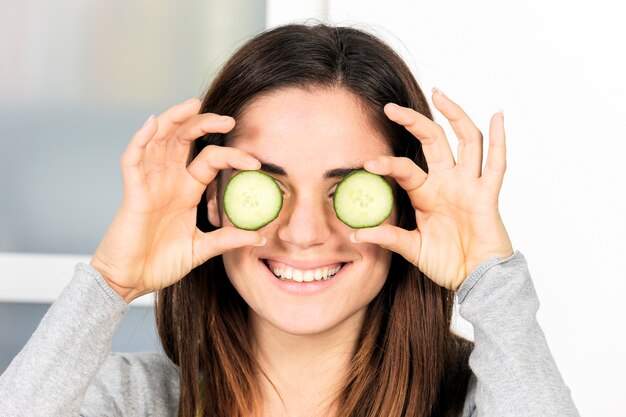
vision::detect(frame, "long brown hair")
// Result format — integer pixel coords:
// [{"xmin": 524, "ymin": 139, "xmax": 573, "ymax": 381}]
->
[{"xmin": 156, "ymin": 23, "xmax": 472, "ymax": 417}]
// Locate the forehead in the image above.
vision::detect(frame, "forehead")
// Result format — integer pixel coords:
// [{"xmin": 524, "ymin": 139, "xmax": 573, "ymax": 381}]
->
[{"xmin": 227, "ymin": 87, "xmax": 392, "ymax": 169}]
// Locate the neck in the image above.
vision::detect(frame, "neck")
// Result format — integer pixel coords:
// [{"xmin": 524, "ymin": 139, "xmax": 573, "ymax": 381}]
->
[{"xmin": 250, "ymin": 309, "xmax": 365, "ymax": 417}]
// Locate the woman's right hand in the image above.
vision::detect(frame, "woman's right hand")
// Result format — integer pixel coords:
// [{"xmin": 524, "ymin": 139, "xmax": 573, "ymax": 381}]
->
[{"xmin": 90, "ymin": 98, "xmax": 265, "ymax": 303}]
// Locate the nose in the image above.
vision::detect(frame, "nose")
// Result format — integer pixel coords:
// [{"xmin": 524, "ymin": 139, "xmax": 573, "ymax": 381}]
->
[{"xmin": 276, "ymin": 192, "xmax": 332, "ymax": 248}]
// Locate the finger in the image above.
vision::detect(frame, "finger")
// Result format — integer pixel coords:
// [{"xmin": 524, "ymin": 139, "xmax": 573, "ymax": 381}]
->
[
  {"xmin": 120, "ymin": 115, "xmax": 158, "ymax": 187},
  {"xmin": 384, "ymin": 103, "xmax": 455, "ymax": 171},
  {"xmin": 192, "ymin": 227, "xmax": 266, "ymax": 267},
  {"xmin": 350, "ymin": 224, "xmax": 421, "ymax": 266},
  {"xmin": 167, "ymin": 113, "xmax": 236, "ymax": 164},
  {"xmin": 154, "ymin": 98, "xmax": 202, "ymax": 141},
  {"xmin": 364, "ymin": 155, "xmax": 427, "ymax": 202},
  {"xmin": 187, "ymin": 145, "xmax": 261, "ymax": 186},
  {"xmin": 482, "ymin": 112, "xmax": 507, "ymax": 191},
  {"xmin": 431, "ymin": 88, "xmax": 483, "ymax": 177},
  {"xmin": 144, "ymin": 98, "xmax": 202, "ymax": 168}
]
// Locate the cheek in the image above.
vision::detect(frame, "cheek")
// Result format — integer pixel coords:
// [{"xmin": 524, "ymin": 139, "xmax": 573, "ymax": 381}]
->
[
  {"xmin": 346, "ymin": 244, "xmax": 392, "ymax": 313},
  {"xmin": 221, "ymin": 247, "xmax": 250, "ymax": 292},
  {"xmin": 360, "ymin": 243, "xmax": 393, "ymax": 281}
]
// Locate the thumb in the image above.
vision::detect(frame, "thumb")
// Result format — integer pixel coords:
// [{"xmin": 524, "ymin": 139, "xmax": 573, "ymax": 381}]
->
[
  {"xmin": 192, "ymin": 227, "xmax": 266, "ymax": 267},
  {"xmin": 351, "ymin": 224, "xmax": 421, "ymax": 267}
]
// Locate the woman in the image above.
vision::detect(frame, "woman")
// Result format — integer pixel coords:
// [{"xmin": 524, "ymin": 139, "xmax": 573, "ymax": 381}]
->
[{"xmin": 0, "ymin": 24, "xmax": 579, "ymax": 417}]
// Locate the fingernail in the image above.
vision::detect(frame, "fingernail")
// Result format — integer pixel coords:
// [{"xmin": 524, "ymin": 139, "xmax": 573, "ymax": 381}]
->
[
  {"xmin": 432, "ymin": 87, "xmax": 447, "ymax": 99},
  {"xmin": 245, "ymin": 156, "xmax": 260, "ymax": 168},
  {"xmin": 349, "ymin": 232, "xmax": 360, "ymax": 243},
  {"xmin": 218, "ymin": 115, "xmax": 233, "ymax": 123},
  {"xmin": 143, "ymin": 114, "xmax": 154, "ymax": 127},
  {"xmin": 183, "ymin": 98, "xmax": 198, "ymax": 105},
  {"xmin": 363, "ymin": 159, "xmax": 379, "ymax": 171},
  {"xmin": 253, "ymin": 237, "xmax": 267, "ymax": 247},
  {"xmin": 385, "ymin": 103, "xmax": 400, "ymax": 111}
]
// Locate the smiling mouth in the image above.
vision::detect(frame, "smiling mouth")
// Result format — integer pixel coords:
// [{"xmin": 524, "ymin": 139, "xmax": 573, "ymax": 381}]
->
[{"xmin": 262, "ymin": 260, "xmax": 346, "ymax": 282}]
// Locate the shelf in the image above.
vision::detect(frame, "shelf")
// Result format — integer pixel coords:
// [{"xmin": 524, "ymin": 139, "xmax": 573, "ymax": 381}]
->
[{"xmin": 0, "ymin": 252, "xmax": 154, "ymax": 306}]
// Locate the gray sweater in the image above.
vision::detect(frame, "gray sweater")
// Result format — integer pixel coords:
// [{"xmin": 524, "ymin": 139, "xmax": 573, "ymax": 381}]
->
[{"xmin": 0, "ymin": 251, "xmax": 580, "ymax": 416}]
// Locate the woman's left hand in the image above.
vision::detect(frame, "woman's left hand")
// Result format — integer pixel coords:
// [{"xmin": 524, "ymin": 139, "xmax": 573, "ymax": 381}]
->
[{"xmin": 352, "ymin": 89, "xmax": 514, "ymax": 291}]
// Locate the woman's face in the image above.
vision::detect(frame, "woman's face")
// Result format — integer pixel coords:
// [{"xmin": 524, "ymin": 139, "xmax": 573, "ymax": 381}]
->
[{"xmin": 209, "ymin": 87, "xmax": 395, "ymax": 336}]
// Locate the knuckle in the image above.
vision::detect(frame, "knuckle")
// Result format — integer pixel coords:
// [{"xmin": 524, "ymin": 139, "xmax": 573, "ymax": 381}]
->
[
  {"xmin": 403, "ymin": 112, "xmax": 420, "ymax": 128},
  {"xmin": 398, "ymin": 156, "xmax": 413, "ymax": 166},
  {"xmin": 431, "ymin": 123, "xmax": 446, "ymax": 140},
  {"xmin": 393, "ymin": 156, "xmax": 409, "ymax": 171},
  {"xmin": 460, "ymin": 128, "xmax": 483, "ymax": 144},
  {"xmin": 201, "ymin": 145, "xmax": 220, "ymax": 160}
]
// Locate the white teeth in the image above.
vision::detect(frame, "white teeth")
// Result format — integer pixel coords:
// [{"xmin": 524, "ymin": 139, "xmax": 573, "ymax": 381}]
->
[
  {"xmin": 314, "ymin": 269, "xmax": 322, "ymax": 281},
  {"xmin": 303, "ymin": 270, "xmax": 314, "ymax": 282},
  {"xmin": 268, "ymin": 263, "xmax": 344, "ymax": 282},
  {"xmin": 293, "ymin": 269, "xmax": 304, "ymax": 282}
]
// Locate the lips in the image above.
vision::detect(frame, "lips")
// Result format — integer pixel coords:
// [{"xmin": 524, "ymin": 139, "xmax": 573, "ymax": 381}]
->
[{"xmin": 262, "ymin": 259, "xmax": 346, "ymax": 282}]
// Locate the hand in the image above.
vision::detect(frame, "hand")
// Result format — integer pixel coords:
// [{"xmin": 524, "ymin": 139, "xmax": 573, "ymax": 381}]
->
[
  {"xmin": 90, "ymin": 99, "xmax": 265, "ymax": 303},
  {"xmin": 352, "ymin": 89, "xmax": 513, "ymax": 290}
]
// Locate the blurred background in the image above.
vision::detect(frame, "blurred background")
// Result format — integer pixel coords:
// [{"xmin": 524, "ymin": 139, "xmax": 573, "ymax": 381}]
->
[
  {"xmin": 1, "ymin": 1, "xmax": 624, "ymax": 416},
  {"xmin": 0, "ymin": 0, "xmax": 267, "ymax": 376},
  {"xmin": 0, "ymin": 0, "xmax": 266, "ymax": 254}
]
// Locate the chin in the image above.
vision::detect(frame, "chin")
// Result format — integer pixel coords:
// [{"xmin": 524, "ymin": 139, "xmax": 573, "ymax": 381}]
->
[{"xmin": 250, "ymin": 301, "xmax": 367, "ymax": 337}]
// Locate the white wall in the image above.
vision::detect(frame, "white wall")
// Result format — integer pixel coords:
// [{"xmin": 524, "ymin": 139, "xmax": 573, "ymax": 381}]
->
[{"xmin": 269, "ymin": 1, "xmax": 626, "ymax": 416}]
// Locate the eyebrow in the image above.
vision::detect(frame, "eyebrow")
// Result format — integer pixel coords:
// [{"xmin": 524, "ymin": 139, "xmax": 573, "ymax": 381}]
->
[{"xmin": 259, "ymin": 161, "xmax": 361, "ymax": 179}]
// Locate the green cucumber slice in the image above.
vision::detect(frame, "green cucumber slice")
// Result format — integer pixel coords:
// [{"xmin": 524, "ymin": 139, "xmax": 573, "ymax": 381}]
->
[
  {"xmin": 223, "ymin": 170, "xmax": 283, "ymax": 230},
  {"xmin": 333, "ymin": 170, "xmax": 393, "ymax": 228}
]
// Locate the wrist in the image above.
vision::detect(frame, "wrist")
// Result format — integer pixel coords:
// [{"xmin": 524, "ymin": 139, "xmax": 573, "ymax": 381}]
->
[
  {"xmin": 89, "ymin": 259, "xmax": 144, "ymax": 304},
  {"xmin": 465, "ymin": 245, "xmax": 514, "ymax": 281},
  {"xmin": 103, "ymin": 278, "xmax": 144, "ymax": 304}
]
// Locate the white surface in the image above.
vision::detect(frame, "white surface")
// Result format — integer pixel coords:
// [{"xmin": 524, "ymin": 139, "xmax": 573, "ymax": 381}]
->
[
  {"xmin": 266, "ymin": 0, "xmax": 327, "ymax": 27},
  {"xmin": 323, "ymin": 1, "xmax": 624, "ymax": 416},
  {"xmin": 0, "ymin": 252, "xmax": 154, "ymax": 306}
]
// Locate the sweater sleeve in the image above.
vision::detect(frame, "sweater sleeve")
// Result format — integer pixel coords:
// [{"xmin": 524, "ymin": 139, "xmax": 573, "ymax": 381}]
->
[
  {"xmin": 456, "ymin": 251, "xmax": 579, "ymax": 417},
  {"xmin": 0, "ymin": 263, "xmax": 128, "ymax": 417}
]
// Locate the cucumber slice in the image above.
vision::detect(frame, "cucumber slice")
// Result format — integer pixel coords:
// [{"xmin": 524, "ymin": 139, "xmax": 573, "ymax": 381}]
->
[
  {"xmin": 333, "ymin": 170, "xmax": 393, "ymax": 228},
  {"xmin": 223, "ymin": 170, "xmax": 283, "ymax": 230}
]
